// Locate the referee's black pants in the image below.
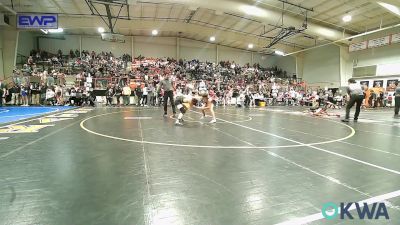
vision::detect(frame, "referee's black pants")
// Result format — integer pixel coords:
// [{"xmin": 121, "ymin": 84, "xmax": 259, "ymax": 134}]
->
[
  {"xmin": 345, "ymin": 94, "xmax": 364, "ymax": 120},
  {"xmin": 395, "ymin": 96, "xmax": 400, "ymax": 116},
  {"xmin": 163, "ymin": 90, "xmax": 176, "ymax": 115}
]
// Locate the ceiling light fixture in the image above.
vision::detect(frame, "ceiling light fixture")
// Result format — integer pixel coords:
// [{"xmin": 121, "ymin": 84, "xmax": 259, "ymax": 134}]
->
[
  {"xmin": 248, "ymin": 43, "xmax": 254, "ymax": 49},
  {"xmin": 378, "ymin": 2, "xmax": 400, "ymax": 16},
  {"xmin": 210, "ymin": 36, "xmax": 216, "ymax": 42},
  {"xmin": 239, "ymin": 5, "xmax": 267, "ymax": 17},
  {"xmin": 342, "ymin": 14, "xmax": 352, "ymax": 22},
  {"xmin": 48, "ymin": 28, "xmax": 63, "ymax": 33},
  {"xmin": 98, "ymin": 27, "xmax": 105, "ymax": 33},
  {"xmin": 274, "ymin": 50, "xmax": 285, "ymax": 56},
  {"xmin": 152, "ymin": 29, "xmax": 158, "ymax": 35}
]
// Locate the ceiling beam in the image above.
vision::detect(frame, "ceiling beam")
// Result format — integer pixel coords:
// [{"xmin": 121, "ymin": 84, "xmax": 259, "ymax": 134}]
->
[
  {"xmin": 0, "ymin": 1, "xmax": 17, "ymax": 14},
  {"xmin": 58, "ymin": 17, "xmax": 304, "ymax": 51},
  {"xmin": 50, "ymin": 0, "xmax": 67, "ymax": 14},
  {"xmin": 72, "ymin": 0, "xmax": 84, "ymax": 14},
  {"xmin": 105, "ymin": 4, "xmax": 114, "ymax": 32}
]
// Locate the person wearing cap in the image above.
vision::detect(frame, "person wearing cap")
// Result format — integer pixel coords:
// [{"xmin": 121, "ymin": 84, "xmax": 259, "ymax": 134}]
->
[{"xmin": 342, "ymin": 78, "xmax": 364, "ymax": 122}]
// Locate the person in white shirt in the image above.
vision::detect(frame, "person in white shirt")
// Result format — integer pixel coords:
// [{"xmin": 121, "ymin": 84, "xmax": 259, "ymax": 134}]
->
[
  {"xmin": 122, "ymin": 84, "xmax": 131, "ymax": 106},
  {"xmin": 141, "ymin": 84, "xmax": 149, "ymax": 106},
  {"xmin": 198, "ymin": 80, "xmax": 207, "ymax": 91},
  {"xmin": 46, "ymin": 88, "xmax": 55, "ymax": 105},
  {"xmin": 342, "ymin": 78, "xmax": 364, "ymax": 122}
]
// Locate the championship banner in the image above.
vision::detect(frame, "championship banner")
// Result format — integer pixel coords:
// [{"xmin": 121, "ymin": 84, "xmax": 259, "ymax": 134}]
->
[
  {"xmin": 373, "ymin": 80, "xmax": 384, "ymax": 88},
  {"xmin": 349, "ymin": 41, "xmax": 367, "ymax": 52},
  {"xmin": 360, "ymin": 81, "xmax": 369, "ymax": 88},
  {"xmin": 386, "ymin": 79, "xmax": 398, "ymax": 92},
  {"xmin": 392, "ymin": 33, "xmax": 400, "ymax": 44},
  {"xmin": 368, "ymin": 36, "xmax": 390, "ymax": 48}
]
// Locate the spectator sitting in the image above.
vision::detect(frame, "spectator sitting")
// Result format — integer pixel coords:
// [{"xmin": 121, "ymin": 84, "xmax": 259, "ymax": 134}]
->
[{"xmin": 45, "ymin": 88, "xmax": 56, "ymax": 105}]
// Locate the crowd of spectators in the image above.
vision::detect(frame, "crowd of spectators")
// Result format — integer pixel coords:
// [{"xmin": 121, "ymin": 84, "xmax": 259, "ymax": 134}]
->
[{"xmin": 3, "ymin": 49, "xmax": 394, "ymax": 109}]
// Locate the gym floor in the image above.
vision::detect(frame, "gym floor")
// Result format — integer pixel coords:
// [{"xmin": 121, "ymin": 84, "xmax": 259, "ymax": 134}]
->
[
  {"xmin": 0, "ymin": 106, "xmax": 74, "ymax": 124},
  {"xmin": 0, "ymin": 106, "xmax": 399, "ymax": 225}
]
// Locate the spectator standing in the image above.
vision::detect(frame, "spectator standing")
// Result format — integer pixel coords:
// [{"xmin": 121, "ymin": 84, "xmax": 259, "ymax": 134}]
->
[
  {"xmin": 148, "ymin": 83, "xmax": 155, "ymax": 106},
  {"xmin": 395, "ymin": 81, "xmax": 400, "ymax": 118},
  {"xmin": 55, "ymin": 85, "xmax": 63, "ymax": 105},
  {"xmin": 342, "ymin": 79, "xmax": 364, "ymax": 122},
  {"xmin": 76, "ymin": 88, "xmax": 83, "ymax": 106},
  {"xmin": 30, "ymin": 83, "xmax": 40, "ymax": 105},
  {"xmin": 45, "ymin": 87, "xmax": 55, "ymax": 105},
  {"xmin": 122, "ymin": 84, "xmax": 131, "ymax": 106},
  {"xmin": 105, "ymin": 85, "xmax": 114, "ymax": 106},
  {"xmin": 21, "ymin": 84, "xmax": 29, "ymax": 106},
  {"xmin": 70, "ymin": 87, "xmax": 77, "ymax": 105},
  {"xmin": 11, "ymin": 84, "xmax": 21, "ymax": 105},
  {"xmin": 115, "ymin": 84, "xmax": 122, "ymax": 106},
  {"xmin": 135, "ymin": 84, "xmax": 143, "ymax": 106},
  {"xmin": 40, "ymin": 84, "xmax": 46, "ymax": 105},
  {"xmin": 142, "ymin": 84, "xmax": 148, "ymax": 106},
  {"xmin": 0, "ymin": 80, "xmax": 5, "ymax": 107}
]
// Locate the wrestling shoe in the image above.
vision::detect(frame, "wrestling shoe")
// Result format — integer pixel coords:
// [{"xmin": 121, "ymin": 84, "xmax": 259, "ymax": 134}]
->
[
  {"xmin": 209, "ymin": 119, "xmax": 217, "ymax": 124},
  {"xmin": 175, "ymin": 120, "xmax": 183, "ymax": 125}
]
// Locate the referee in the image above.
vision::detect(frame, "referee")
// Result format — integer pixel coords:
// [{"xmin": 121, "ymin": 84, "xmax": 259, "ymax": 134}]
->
[
  {"xmin": 158, "ymin": 74, "xmax": 176, "ymax": 117},
  {"xmin": 395, "ymin": 81, "xmax": 400, "ymax": 118},
  {"xmin": 342, "ymin": 78, "xmax": 364, "ymax": 122}
]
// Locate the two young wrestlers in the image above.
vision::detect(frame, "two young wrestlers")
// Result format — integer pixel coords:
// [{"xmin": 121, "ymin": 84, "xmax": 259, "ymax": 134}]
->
[{"xmin": 174, "ymin": 90, "xmax": 217, "ymax": 125}]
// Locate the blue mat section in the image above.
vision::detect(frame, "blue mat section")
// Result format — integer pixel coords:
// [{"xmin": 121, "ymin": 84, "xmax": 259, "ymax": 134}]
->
[{"xmin": 0, "ymin": 106, "xmax": 75, "ymax": 124}]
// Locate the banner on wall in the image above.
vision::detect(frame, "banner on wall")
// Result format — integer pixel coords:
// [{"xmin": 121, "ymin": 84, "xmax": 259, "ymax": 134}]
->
[
  {"xmin": 392, "ymin": 33, "xmax": 400, "ymax": 44},
  {"xmin": 349, "ymin": 33, "xmax": 400, "ymax": 52},
  {"xmin": 368, "ymin": 36, "xmax": 390, "ymax": 48},
  {"xmin": 349, "ymin": 41, "xmax": 368, "ymax": 52},
  {"xmin": 373, "ymin": 80, "xmax": 384, "ymax": 87},
  {"xmin": 360, "ymin": 81, "xmax": 369, "ymax": 88},
  {"xmin": 386, "ymin": 79, "xmax": 398, "ymax": 92}
]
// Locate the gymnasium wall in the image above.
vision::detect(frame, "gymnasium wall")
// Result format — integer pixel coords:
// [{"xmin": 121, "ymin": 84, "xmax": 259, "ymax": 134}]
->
[
  {"xmin": 17, "ymin": 32, "xmax": 297, "ymax": 69},
  {"xmin": 17, "ymin": 31, "xmax": 36, "ymax": 57},
  {"xmin": 273, "ymin": 56, "xmax": 297, "ymax": 76},
  {"xmin": 38, "ymin": 35, "xmax": 80, "ymax": 55},
  {"xmin": 134, "ymin": 36, "xmax": 176, "ymax": 58},
  {"xmin": 302, "ymin": 45, "xmax": 341, "ymax": 88},
  {"xmin": 1, "ymin": 29, "xmax": 18, "ymax": 79},
  {"xmin": 252, "ymin": 54, "xmax": 275, "ymax": 68},
  {"xmin": 179, "ymin": 39, "xmax": 216, "ymax": 62},
  {"xmin": 83, "ymin": 36, "xmax": 132, "ymax": 56},
  {"xmin": 218, "ymin": 46, "xmax": 252, "ymax": 66},
  {"xmin": 0, "ymin": 30, "xmax": 3, "ymax": 79},
  {"xmin": 350, "ymin": 43, "xmax": 400, "ymax": 76}
]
